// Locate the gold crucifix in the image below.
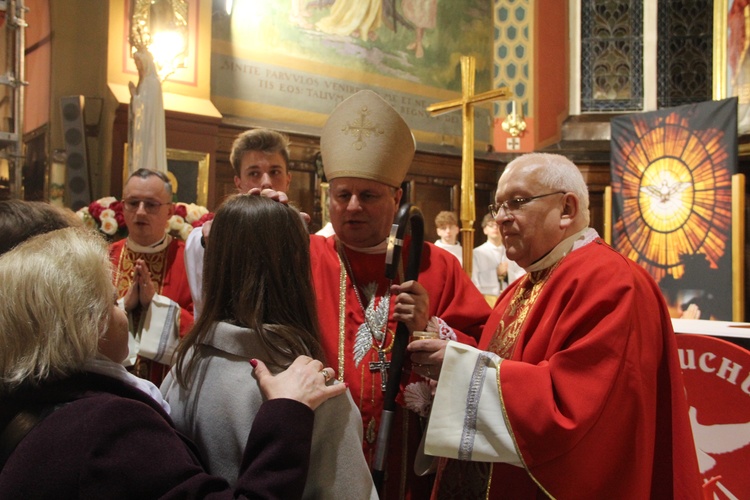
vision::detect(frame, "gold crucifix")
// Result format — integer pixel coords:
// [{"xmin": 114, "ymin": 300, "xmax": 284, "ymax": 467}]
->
[{"xmin": 426, "ymin": 56, "xmax": 511, "ymax": 276}]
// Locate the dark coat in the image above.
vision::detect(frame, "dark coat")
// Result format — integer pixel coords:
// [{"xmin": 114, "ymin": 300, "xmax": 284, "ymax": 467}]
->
[{"xmin": 0, "ymin": 372, "xmax": 313, "ymax": 499}]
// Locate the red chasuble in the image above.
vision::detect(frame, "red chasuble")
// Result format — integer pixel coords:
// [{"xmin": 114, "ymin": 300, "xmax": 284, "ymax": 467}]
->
[
  {"xmin": 310, "ymin": 235, "xmax": 490, "ymax": 499},
  {"xmin": 444, "ymin": 239, "xmax": 701, "ymax": 499},
  {"xmin": 110, "ymin": 238, "xmax": 194, "ymax": 384}
]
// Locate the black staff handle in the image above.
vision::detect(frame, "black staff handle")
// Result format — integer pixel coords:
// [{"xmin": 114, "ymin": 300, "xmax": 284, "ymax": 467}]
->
[{"xmin": 372, "ymin": 203, "xmax": 424, "ymax": 493}]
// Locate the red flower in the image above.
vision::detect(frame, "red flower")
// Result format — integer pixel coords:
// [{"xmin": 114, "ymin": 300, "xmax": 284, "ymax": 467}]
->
[
  {"xmin": 110, "ymin": 200, "xmax": 123, "ymax": 214},
  {"xmin": 174, "ymin": 203, "xmax": 188, "ymax": 218},
  {"xmin": 193, "ymin": 212, "xmax": 215, "ymax": 228},
  {"xmin": 88, "ymin": 201, "xmax": 105, "ymax": 221},
  {"xmin": 114, "ymin": 210, "xmax": 126, "ymax": 228}
]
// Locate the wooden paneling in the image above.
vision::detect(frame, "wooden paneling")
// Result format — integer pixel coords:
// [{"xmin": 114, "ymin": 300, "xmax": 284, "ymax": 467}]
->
[
  {"xmin": 170, "ymin": 122, "xmax": 614, "ymax": 242},
  {"xmin": 578, "ymin": 162, "xmax": 611, "ymax": 237},
  {"xmin": 209, "ymin": 124, "xmax": 506, "ymax": 238}
]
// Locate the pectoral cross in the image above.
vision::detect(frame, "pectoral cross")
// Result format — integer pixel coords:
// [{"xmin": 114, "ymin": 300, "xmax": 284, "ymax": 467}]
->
[
  {"xmin": 369, "ymin": 349, "xmax": 390, "ymax": 392},
  {"xmin": 426, "ymin": 56, "xmax": 511, "ymax": 277}
]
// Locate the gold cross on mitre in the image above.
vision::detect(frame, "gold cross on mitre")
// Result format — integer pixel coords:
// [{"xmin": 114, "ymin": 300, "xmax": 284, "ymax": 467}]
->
[
  {"xmin": 426, "ymin": 56, "xmax": 511, "ymax": 276},
  {"xmin": 342, "ymin": 105, "xmax": 385, "ymax": 150}
]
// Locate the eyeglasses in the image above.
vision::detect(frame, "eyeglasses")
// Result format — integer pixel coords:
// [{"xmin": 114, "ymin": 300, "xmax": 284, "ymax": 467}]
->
[
  {"xmin": 489, "ymin": 191, "xmax": 566, "ymax": 218},
  {"xmin": 122, "ymin": 199, "xmax": 170, "ymax": 214}
]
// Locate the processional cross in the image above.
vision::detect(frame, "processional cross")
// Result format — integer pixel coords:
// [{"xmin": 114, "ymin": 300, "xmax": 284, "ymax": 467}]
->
[{"xmin": 426, "ymin": 56, "xmax": 511, "ymax": 276}]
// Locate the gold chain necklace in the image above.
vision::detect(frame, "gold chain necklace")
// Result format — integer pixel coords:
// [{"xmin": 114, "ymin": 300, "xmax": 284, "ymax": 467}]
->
[{"xmin": 337, "ymin": 241, "xmax": 394, "ymax": 391}]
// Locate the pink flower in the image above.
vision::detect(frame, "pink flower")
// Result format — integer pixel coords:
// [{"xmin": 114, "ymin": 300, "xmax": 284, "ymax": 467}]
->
[
  {"xmin": 114, "ymin": 210, "xmax": 126, "ymax": 228},
  {"xmin": 110, "ymin": 200, "xmax": 123, "ymax": 214},
  {"xmin": 179, "ymin": 224, "xmax": 193, "ymax": 241},
  {"xmin": 77, "ymin": 209, "xmax": 97, "ymax": 230},
  {"xmin": 169, "ymin": 215, "xmax": 186, "ymax": 232},
  {"xmin": 97, "ymin": 196, "xmax": 118, "ymax": 208},
  {"xmin": 185, "ymin": 203, "xmax": 208, "ymax": 224},
  {"xmin": 403, "ymin": 381, "xmax": 434, "ymax": 418},
  {"xmin": 100, "ymin": 208, "xmax": 116, "ymax": 220}
]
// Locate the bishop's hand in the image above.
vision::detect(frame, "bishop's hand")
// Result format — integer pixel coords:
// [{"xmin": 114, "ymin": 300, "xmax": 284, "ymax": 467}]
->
[
  {"xmin": 407, "ymin": 338, "xmax": 447, "ymax": 381},
  {"xmin": 392, "ymin": 280, "xmax": 430, "ymax": 333}
]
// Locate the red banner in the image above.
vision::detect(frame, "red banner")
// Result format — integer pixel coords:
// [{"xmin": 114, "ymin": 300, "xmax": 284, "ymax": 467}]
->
[{"xmin": 677, "ymin": 333, "xmax": 750, "ymax": 497}]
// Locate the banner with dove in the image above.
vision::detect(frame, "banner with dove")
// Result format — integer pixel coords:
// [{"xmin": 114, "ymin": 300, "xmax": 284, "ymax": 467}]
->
[{"xmin": 610, "ymin": 98, "xmax": 739, "ymax": 321}]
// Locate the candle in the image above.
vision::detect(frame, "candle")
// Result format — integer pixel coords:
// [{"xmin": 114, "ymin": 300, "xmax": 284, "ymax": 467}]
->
[{"xmin": 49, "ymin": 150, "xmax": 66, "ymax": 207}]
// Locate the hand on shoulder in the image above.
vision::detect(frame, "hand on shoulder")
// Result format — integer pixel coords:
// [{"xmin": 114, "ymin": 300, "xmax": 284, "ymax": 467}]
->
[{"xmin": 251, "ymin": 356, "xmax": 347, "ymax": 410}]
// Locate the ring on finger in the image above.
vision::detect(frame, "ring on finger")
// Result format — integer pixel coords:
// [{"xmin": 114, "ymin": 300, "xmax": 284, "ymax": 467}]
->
[{"xmin": 320, "ymin": 368, "xmax": 332, "ymax": 383}]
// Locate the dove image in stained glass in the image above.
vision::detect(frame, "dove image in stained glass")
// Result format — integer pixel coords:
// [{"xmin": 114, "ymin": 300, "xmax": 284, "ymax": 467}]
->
[{"xmin": 640, "ymin": 179, "xmax": 692, "ymax": 204}]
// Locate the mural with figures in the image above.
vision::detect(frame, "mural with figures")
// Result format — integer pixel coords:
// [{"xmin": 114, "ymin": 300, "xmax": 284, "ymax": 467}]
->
[{"xmin": 210, "ymin": 0, "xmax": 494, "ymax": 145}]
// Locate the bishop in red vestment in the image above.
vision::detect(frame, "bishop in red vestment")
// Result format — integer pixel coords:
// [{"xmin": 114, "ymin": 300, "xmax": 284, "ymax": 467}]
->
[
  {"xmin": 413, "ymin": 153, "xmax": 702, "ymax": 499},
  {"xmin": 310, "ymin": 235, "xmax": 488, "ymax": 497},
  {"xmin": 316, "ymin": 90, "xmax": 491, "ymax": 499}
]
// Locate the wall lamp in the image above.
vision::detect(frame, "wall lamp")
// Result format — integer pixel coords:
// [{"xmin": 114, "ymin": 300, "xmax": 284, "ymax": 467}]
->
[{"xmin": 129, "ymin": 0, "xmax": 189, "ymax": 81}]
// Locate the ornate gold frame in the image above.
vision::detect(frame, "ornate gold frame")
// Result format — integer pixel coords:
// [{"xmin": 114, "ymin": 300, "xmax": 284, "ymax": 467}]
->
[
  {"xmin": 714, "ymin": 0, "xmax": 750, "ymax": 149},
  {"xmin": 713, "ymin": 0, "xmax": 728, "ymax": 101},
  {"xmin": 732, "ymin": 174, "xmax": 745, "ymax": 321}
]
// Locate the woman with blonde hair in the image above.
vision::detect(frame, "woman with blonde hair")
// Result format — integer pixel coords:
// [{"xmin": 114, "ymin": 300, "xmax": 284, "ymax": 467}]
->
[
  {"xmin": 163, "ymin": 195, "xmax": 377, "ymax": 499},
  {"xmin": 0, "ymin": 227, "xmax": 344, "ymax": 498}
]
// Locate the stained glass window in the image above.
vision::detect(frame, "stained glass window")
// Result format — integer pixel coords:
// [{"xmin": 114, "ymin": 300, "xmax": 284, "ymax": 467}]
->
[
  {"xmin": 581, "ymin": 0, "xmax": 643, "ymax": 111},
  {"xmin": 657, "ymin": 0, "xmax": 713, "ymax": 108},
  {"xmin": 580, "ymin": 0, "xmax": 713, "ymax": 112}
]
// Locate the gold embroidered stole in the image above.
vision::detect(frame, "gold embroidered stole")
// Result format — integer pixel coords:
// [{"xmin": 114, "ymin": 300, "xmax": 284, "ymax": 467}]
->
[
  {"xmin": 487, "ymin": 260, "xmax": 559, "ymax": 359},
  {"xmin": 113, "ymin": 243, "xmax": 171, "ymax": 381},
  {"xmin": 113, "ymin": 245, "xmax": 168, "ymax": 299}
]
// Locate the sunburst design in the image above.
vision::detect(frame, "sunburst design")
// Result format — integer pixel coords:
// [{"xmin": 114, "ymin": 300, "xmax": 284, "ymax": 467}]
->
[{"xmin": 611, "ymin": 111, "xmax": 732, "ymax": 283}]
